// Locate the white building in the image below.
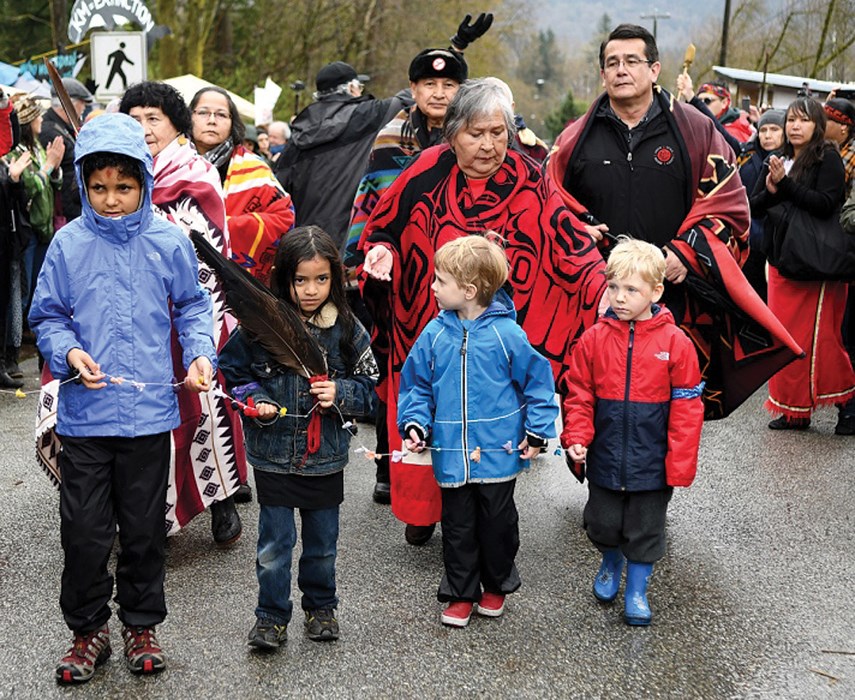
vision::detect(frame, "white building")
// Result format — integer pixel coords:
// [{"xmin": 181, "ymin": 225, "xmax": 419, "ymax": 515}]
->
[{"xmin": 713, "ymin": 66, "xmax": 855, "ymax": 109}]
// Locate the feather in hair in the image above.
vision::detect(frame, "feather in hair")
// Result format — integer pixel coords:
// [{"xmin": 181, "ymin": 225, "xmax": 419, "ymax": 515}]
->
[{"xmin": 190, "ymin": 230, "xmax": 327, "ymax": 378}]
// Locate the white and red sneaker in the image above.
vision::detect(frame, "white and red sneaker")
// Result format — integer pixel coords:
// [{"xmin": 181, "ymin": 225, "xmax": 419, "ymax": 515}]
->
[
  {"xmin": 441, "ymin": 601, "xmax": 473, "ymax": 627},
  {"xmin": 121, "ymin": 625, "xmax": 166, "ymax": 674},
  {"xmin": 55, "ymin": 625, "xmax": 112, "ymax": 684},
  {"xmin": 476, "ymin": 592, "xmax": 506, "ymax": 617}
]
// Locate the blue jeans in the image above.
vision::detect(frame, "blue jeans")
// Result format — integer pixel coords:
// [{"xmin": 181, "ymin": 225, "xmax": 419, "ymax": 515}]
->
[{"xmin": 255, "ymin": 504, "xmax": 339, "ymax": 625}]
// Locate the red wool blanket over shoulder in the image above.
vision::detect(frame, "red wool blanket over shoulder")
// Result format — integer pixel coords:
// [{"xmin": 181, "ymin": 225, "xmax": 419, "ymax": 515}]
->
[{"xmin": 548, "ymin": 89, "xmax": 803, "ymax": 420}]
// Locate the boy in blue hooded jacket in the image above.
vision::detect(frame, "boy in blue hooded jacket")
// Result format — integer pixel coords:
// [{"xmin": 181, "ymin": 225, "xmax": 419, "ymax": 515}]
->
[
  {"xmin": 397, "ymin": 235, "xmax": 558, "ymax": 628},
  {"xmin": 29, "ymin": 113, "xmax": 217, "ymax": 683}
]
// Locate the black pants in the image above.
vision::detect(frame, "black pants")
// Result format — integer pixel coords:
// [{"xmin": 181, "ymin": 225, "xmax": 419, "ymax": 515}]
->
[
  {"xmin": 374, "ymin": 399, "xmax": 389, "ymax": 483},
  {"xmin": 584, "ymin": 482, "xmax": 673, "ymax": 563},
  {"xmin": 437, "ymin": 480, "xmax": 521, "ymax": 602},
  {"xmin": 58, "ymin": 433, "xmax": 170, "ymax": 633},
  {"xmin": 742, "ymin": 247, "xmax": 768, "ymax": 303}
]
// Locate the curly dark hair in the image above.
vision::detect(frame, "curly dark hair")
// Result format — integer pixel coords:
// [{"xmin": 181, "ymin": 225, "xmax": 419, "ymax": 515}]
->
[
  {"xmin": 81, "ymin": 152, "xmax": 144, "ymax": 187},
  {"xmin": 189, "ymin": 87, "xmax": 245, "ymax": 146},
  {"xmin": 118, "ymin": 81, "xmax": 192, "ymax": 135}
]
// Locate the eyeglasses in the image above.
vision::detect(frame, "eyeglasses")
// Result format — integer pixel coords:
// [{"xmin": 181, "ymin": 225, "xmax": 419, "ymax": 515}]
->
[
  {"xmin": 603, "ymin": 56, "xmax": 654, "ymax": 71},
  {"xmin": 193, "ymin": 109, "xmax": 231, "ymax": 122}
]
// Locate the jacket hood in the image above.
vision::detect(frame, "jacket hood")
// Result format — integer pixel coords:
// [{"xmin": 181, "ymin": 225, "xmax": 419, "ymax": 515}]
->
[
  {"xmin": 719, "ymin": 106, "xmax": 744, "ymax": 126},
  {"xmin": 289, "ymin": 95, "xmax": 369, "ymax": 149},
  {"xmin": 74, "ymin": 112, "xmax": 154, "ymax": 242},
  {"xmin": 436, "ymin": 290, "xmax": 517, "ymax": 330}
]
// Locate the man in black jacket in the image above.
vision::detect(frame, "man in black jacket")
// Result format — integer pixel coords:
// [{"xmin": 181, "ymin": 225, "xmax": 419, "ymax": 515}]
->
[
  {"xmin": 275, "ymin": 62, "xmax": 410, "ymax": 251},
  {"xmin": 276, "ymin": 13, "xmax": 493, "ymax": 254},
  {"xmin": 38, "ymin": 78, "xmax": 93, "ymax": 222}
]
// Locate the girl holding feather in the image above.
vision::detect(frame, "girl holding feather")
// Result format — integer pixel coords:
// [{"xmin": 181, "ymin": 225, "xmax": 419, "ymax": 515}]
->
[{"xmin": 218, "ymin": 226, "xmax": 377, "ymax": 649}]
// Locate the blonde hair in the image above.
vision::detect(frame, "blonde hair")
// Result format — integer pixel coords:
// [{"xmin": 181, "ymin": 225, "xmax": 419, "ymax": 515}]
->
[
  {"xmin": 434, "ymin": 235, "xmax": 509, "ymax": 306},
  {"xmin": 605, "ymin": 237, "xmax": 666, "ymax": 287}
]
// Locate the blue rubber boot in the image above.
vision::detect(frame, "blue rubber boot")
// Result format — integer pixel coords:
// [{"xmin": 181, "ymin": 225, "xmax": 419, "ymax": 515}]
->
[
  {"xmin": 624, "ymin": 561, "xmax": 653, "ymax": 626},
  {"xmin": 592, "ymin": 549, "xmax": 625, "ymax": 603}
]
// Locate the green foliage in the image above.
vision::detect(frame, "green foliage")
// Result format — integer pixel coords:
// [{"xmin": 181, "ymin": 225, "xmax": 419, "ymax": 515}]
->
[
  {"xmin": 0, "ymin": 1, "xmax": 53, "ymax": 64},
  {"xmin": 544, "ymin": 89, "xmax": 586, "ymax": 140},
  {"xmin": 597, "ymin": 12, "xmax": 612, "ymax": 38},
  {"xmin": 196, "ymin": 0, "xmax": 522, "ymax": 121},
  {"xmin": 517, "ymin": 29, "xmax": 563, "ymax": 86}
]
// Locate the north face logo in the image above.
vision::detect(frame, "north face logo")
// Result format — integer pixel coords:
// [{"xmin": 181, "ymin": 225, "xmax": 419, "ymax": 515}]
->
[{"xmin": 654, "ymin": 351, "xmax": 670, "ymax": 361}]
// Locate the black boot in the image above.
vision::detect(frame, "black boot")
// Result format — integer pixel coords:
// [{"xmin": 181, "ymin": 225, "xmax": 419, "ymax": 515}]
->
[
  {"xmin": 5, "ymin": 347, "xmax": 22, "ymax": 379},
  {"xmin": 233, "ymin": 483, "xmax": 253, "ymax": 503},
  {"xmin": 211, "ymin": 496, "xmax": 242, "ymax": 546},
  {"xmin": 404, "ymin": 523, "xmax": 436, "ymax": 546},
  {"xmin": 0, "ymin": 358, "xmax": 23, "ymax": 389},
  {"xmin": 372, "ymin": 482, "xmax": 391, "ymax": 504}
]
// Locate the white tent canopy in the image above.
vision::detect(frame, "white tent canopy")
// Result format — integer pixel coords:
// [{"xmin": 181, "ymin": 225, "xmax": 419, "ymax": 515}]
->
[{"xmin": 161, "ymin": 74, "xmax": 255, "ymax": 122}]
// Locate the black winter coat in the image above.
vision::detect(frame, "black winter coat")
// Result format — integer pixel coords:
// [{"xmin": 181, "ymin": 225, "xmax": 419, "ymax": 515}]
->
[
  {"xmin": 38, "ymin": 108, "xmax": 79, "ymax": 221},
  {"xmin": 563, "ymin": 103, "xmax": 690, "ymax": 248},
  {"xmin": 275, "ymin": 91, "xmax": 410, "ymax": 250}
]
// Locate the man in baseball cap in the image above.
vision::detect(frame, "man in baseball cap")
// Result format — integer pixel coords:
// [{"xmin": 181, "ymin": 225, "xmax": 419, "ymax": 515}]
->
[
  {"xmin": 52, "ymin": 77, "xmax": 94, "ymax": 106},
  {"xmin": 314, "ymin": 61, "xmax": 361, "ymax": 96}
]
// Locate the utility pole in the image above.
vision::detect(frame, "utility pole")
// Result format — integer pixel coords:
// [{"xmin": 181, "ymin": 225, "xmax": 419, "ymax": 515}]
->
[
  {"xmin": 720, "ymin": 0, "xmax": 732, "ymax": 66},
  {"xmin": 640, "ymin": 8, "xmax": 671, "ymax": 42}
]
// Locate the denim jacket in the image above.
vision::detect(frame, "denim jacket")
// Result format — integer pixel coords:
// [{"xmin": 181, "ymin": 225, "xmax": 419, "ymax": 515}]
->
[{"xmin": 219, "ymin": 304, "xmax": 378, "ymax": 475}]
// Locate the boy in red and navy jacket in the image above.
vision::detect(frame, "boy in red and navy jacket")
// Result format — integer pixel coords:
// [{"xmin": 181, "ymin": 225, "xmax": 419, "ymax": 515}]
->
[{"xmin": 562, "ymin": 237, "xmax": 703, "ymax": 626}]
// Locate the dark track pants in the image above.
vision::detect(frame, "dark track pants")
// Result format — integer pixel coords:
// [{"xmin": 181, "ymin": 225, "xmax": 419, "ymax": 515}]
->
[
  {"xmin": 58, "ymin": 433, "xmax": 170, "ymax": 633},
  {"xmin": 437, "ymin": 480, "xmax": 521, "ymax": 602},
  {"xmin": 584, "ymin": 482, "xmax": 673, "ymax": 563}
]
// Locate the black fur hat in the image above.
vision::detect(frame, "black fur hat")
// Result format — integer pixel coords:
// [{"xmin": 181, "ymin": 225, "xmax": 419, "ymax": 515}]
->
[{"xmin": 408, "ymin": 49, "xmax": 468, "ymax": 83}]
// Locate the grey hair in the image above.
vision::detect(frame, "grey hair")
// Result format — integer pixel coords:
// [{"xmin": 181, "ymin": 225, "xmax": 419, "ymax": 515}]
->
[
  {"xmin": 313, "ymin": 78, "xmax": 361, "ymax": 101},
  {"xmin": 443, "ymin": 78, "xmax": 517, "ymax": 144},
  {"xmin": 482, "ymin": 77, "xmax": 514, "ymax": 106},
  {"xmin": 269, "ymin": 120, "xmax": 291, "ymax": 141}
]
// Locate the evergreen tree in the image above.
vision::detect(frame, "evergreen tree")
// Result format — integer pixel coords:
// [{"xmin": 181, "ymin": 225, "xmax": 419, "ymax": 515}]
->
[{"xmin": 544, "ymin": 89, "xmax": 584, "ymax": 140}]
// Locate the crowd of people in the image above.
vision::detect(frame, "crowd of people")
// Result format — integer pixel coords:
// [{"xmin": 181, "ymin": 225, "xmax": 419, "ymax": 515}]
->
[{"xmin": 1, "ymin": 14, "xmax": 854, "ymax": 687}]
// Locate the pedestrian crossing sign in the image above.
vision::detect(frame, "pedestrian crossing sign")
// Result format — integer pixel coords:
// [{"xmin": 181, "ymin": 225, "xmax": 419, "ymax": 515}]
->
[{"xmin": 90, "ymin": 31, "xmax": 147, "ymax": 101}]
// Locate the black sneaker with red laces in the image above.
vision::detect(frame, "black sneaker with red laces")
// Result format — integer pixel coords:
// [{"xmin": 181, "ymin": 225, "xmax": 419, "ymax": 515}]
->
[
  {"xmin": 55, "ymin": 625, "xmax": 112, "ymax": 684},
  {"xmin": 121, "ymin": 625, "xmax": 166, "ymax": 674}
]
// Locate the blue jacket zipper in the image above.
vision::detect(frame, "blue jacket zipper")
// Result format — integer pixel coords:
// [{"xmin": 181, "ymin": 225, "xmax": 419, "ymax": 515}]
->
[{"xmin": 461, "ymin": 327, "xmax": 469, "ymax": 482}]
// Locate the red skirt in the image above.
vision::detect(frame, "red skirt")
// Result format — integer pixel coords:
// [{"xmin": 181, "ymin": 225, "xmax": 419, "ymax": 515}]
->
[{"xmin": 766, "ymin": 266, "xmax": 855, "ymax": 417}]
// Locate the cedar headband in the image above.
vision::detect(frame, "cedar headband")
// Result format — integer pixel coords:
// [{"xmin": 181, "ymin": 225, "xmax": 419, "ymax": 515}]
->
[
  {"xmin": 698, "ymin": 83, "xmax": 730, "ymax": 101},
  {"xmin": 825, "ymin": 105, "xmax": 853, "ymax": 126}
]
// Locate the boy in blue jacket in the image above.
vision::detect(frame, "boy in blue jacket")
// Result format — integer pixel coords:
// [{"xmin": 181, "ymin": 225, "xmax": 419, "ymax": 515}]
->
[
  {"xmin": 562, "ymin": 238, "xmax": 704, "ymax": 626},
  {"xmin": 29, "ymin": 113, "xmax": 217, "ymax": 683},
  {"xmin": 398, "ymin": 235, "xmax": 558, "ymax": 628}
]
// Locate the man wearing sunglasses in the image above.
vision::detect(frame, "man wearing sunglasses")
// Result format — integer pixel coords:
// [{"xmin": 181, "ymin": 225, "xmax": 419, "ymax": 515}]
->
[{"xmin": 694, "ymin": 81, "xmax": 754, "ymax": 143}]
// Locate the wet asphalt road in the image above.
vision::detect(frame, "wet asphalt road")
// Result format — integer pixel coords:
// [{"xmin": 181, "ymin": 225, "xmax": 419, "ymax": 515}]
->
[{"xmin": 0, "ymin": 354, "xmax": 853, "ymax": 699}]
